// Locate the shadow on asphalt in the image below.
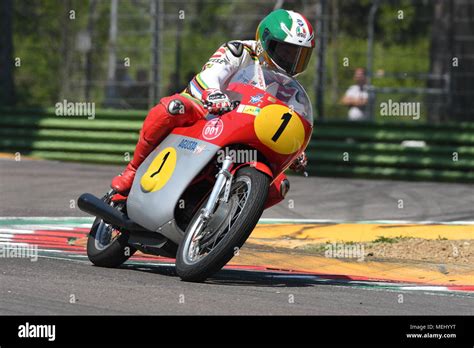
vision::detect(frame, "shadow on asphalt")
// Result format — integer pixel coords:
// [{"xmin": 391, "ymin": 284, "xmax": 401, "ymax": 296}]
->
[{"xmin": 120, "ymin": 262, "xmax": 360, "ymax": 288}]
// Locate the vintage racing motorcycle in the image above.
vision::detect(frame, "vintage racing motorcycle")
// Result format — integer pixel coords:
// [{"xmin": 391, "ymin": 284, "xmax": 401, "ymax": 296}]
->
[{"xmin": 78, "ymin": 65, "xmax": 313, "ymax": 282}]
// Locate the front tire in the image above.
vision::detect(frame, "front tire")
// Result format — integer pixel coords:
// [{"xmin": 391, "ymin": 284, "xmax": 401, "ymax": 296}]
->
[{"xmin": 175, "ymin": 166, "xmax": 270, "ymax": 282}]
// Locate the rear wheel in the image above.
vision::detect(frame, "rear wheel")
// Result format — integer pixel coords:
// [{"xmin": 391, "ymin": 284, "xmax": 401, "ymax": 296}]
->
[
  {"xmin": 87, "ymin": 197, "xmax": 136, "ymax": 268},
  {"xmin": 175, "ymin": 166, "xmax": 270, "ymax": 282}
]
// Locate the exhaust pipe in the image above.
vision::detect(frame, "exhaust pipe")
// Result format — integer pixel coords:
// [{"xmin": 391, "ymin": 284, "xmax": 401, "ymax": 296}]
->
[{"xmin": 77, "ymin": 193, "xmax": 147, "ymax": 232}]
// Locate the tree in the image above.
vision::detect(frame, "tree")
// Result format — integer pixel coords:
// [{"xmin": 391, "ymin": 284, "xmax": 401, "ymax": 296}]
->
[
  {"xmin": 0, "ymin": 0, "xmax": 15, "ymax": 106},
  {"xmin": 429, "ymin": 0, "xmax": 474, "ymax": 122}
]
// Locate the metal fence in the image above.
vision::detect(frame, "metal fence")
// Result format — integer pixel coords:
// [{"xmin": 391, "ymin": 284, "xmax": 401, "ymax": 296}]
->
[{"xmin": 4, "ymin": 0, "xmax": 474, "ymax": 123}]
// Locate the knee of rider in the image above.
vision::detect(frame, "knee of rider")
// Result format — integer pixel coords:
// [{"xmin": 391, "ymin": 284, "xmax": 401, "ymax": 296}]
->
[{"xmin": 161, "ymin": 96, "xmax": 188, "ymax": 116}]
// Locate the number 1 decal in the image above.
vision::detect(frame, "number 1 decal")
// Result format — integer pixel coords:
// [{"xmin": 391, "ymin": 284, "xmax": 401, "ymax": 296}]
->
[
  {"xmin": 271, "ymin": 112, "xmax": 292, "ymax": 142},
  {"xmin": 150, "ymin": 151, "xmax": 170, "ymax": 178},
  {"xmin": 254, "ymin": 104, "xmax": 306, "ymax": 155},
  {"xmin": 141, "ymin": 147, "xmax": 177, "ymax": 192}
]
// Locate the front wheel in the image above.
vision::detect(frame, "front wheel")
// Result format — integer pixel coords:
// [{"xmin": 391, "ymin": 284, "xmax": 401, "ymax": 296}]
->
[{"xmin": 175, "ymin": 166, "xmax": 270, "ymax": 282}]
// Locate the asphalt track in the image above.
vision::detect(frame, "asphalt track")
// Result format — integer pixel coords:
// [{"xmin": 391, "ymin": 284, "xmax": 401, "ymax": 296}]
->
[
  {"xmin": 1, "ymin": 157, "xmax": 474, "ymax": 315},
  {"xmin": 1, "ymin": 156, "xmax": 473, "ymax": 221}
]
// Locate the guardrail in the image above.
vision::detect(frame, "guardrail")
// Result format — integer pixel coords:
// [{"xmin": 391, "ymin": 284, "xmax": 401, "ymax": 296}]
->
[{"xmin": 1, "ymin": 108, "xmax": 473, "ymax": 182}]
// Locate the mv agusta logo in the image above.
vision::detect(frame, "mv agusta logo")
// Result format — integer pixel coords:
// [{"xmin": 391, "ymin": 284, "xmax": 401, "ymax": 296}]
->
[{"xmin": 202, "ymin": 118, "xmax": 224, "ymax": 140}]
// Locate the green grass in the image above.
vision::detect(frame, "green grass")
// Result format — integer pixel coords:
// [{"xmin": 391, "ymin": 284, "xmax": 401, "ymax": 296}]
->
[
  {"xmin": 372, "ymin": 235, "xmax": 411, "ymax": 244},
  {"xmin": 302, "ymin": 244, "xmax": 328, "ymax": 253}
]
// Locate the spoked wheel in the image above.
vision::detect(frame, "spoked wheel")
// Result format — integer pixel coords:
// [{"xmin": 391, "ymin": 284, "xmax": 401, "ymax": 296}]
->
[
  {"xmin": 87, "ymin": 195, "xmax": 136, "ymax": 268},
  {"xmin": 175, "ymin": 166, "xmax": 270, "ymax": 282}
]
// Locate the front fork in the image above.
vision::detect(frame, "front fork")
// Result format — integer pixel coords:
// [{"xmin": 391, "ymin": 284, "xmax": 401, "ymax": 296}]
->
[{"xmin": 201, "ymin": 156, "xmax": 233, "ymax": 221}]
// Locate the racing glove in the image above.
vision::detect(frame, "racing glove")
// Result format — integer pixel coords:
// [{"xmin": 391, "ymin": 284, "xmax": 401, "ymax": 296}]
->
[
  {"xmin": 202, "ymin": 88, "xmax": 232, "ymax": 115},
  {"xmin": 289, "ymin": 152, "xmax": 308, "ymax": 173}
]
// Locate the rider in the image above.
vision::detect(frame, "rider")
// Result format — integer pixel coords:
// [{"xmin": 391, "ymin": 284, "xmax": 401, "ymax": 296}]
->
[{"xmin": 111, "ymin": 9, "xmax": 315, "ymax": 200}]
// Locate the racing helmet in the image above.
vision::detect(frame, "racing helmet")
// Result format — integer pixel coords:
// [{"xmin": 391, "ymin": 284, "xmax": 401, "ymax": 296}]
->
[{"xmin": 256, "ymin": 9, "xmax": 315, "ymax": 76}]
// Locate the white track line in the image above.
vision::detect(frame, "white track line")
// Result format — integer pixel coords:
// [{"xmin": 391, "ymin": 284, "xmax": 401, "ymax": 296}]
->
[
  {"xmin": 0, "ymin": 228, "xmax": 34, "ymax": 234},
  {"xmin": 0, "ymin": 217, "xmax": 94, "ymax": 221},
  {"xmin": 0, "ymin": 216, "xmax": 473, "ymax": 225}
]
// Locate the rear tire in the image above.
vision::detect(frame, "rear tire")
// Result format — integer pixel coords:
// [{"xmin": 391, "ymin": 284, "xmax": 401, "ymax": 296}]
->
[
  {"xmin": 87, "ymin": 218, "xmax": 137, "ymax": 268},
  {"xmin": 175, "ymin": 166, "xmax": 269, "ymax": 282},
  {"xmin": 87, "ymin": 199, "xmax": 136, "ymax": 268}
]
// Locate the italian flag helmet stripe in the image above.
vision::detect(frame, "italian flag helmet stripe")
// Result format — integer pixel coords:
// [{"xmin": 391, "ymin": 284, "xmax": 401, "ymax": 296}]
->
[{"xmin": 286, "ymin": 10, "xmax": 314, "ymax": 48}]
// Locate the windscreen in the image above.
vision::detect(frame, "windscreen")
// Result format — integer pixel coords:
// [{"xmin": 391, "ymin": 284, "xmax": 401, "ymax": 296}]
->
[{"xmin": 227, "ymin": 65, "xmax": 313, "ymax": 125}]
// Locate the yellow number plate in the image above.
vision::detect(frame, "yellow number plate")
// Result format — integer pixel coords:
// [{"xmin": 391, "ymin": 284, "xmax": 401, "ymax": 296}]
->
[
  {"xmin": 140, "ymin": 147, "xmax": 177, "ymax": 192},
  {"xmin": 254, "ymin": 104, "xmax": 305, "ymax": 154}
]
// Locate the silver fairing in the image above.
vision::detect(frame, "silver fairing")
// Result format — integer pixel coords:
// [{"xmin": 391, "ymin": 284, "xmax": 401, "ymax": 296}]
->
[{"xmin": 127, "ymin": 133, "xmax": 220, "ymax": 243}]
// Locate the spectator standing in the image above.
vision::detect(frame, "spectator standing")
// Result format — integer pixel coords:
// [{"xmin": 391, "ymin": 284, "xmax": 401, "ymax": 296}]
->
[{"xmin": 340, "ymin": 67, "xmax": 369, "ymax": 121}]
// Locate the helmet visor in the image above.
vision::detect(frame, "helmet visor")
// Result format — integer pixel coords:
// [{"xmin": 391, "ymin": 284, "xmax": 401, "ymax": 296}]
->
[{"xmin": 266, "ymin": 39, "xmax": 313, "ymax": 75}]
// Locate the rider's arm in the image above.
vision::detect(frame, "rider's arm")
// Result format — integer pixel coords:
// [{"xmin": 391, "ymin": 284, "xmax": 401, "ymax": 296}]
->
[{"xmin": 187, "ymin": 42, "xmax": 244, "ymax": 101}]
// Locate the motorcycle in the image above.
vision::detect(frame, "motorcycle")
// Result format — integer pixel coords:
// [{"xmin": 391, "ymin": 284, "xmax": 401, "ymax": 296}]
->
[{"xmin": 77, "ymin": 65, "xmax": 313, "ymax": 282}]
